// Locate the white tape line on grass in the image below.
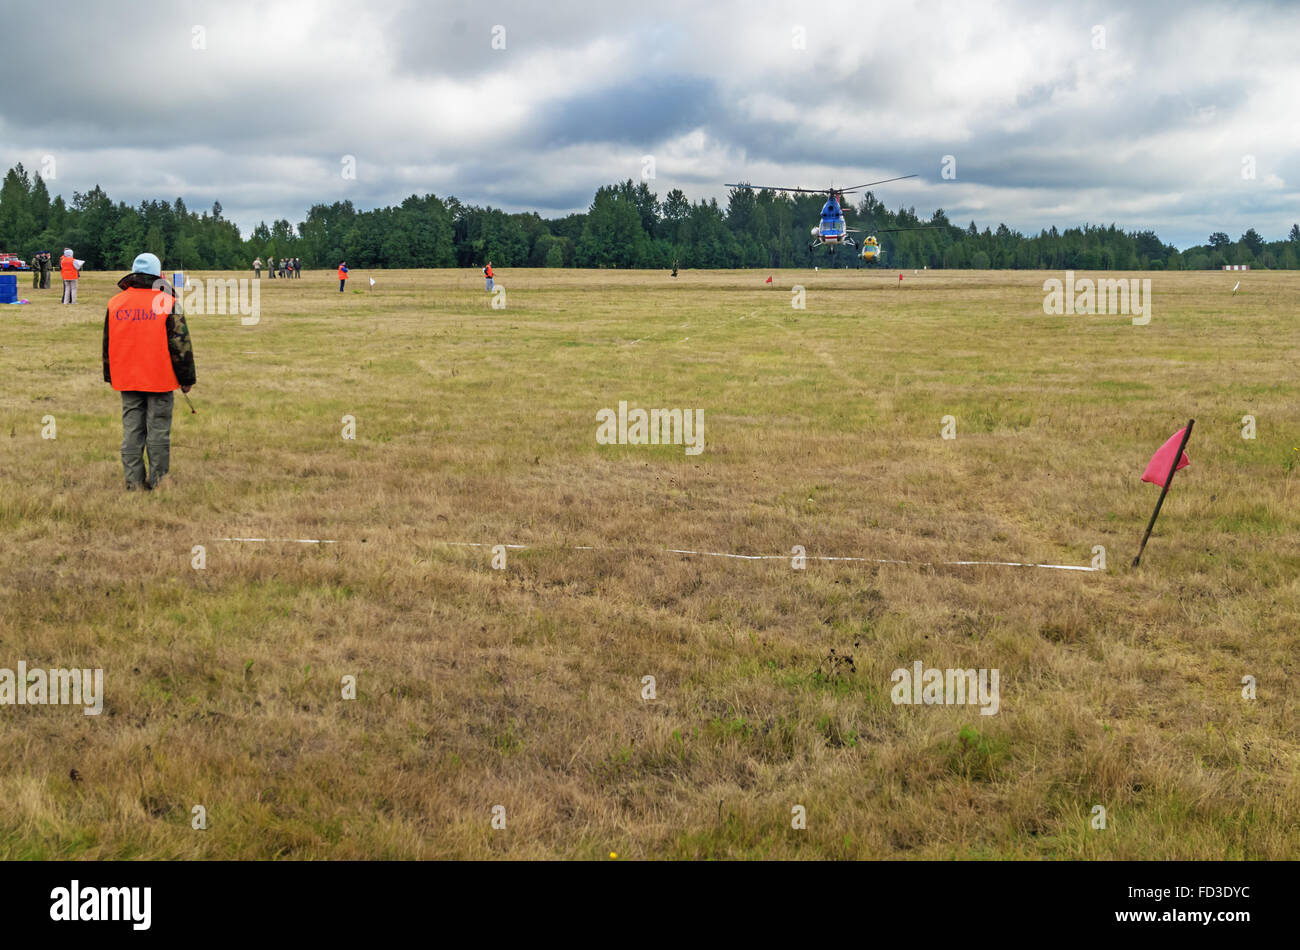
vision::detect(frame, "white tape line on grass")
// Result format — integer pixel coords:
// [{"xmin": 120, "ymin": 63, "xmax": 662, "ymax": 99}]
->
[
  {"xmin": 441, "ymin": 541, "xmax": 1098, "ymax": 571},
  {"xmin": 213, "ymin": 537, "xmax": 1097, "ymax": 572},
  {"xmin": 659, "ymin": 548, "xmax": 1099, "ymax": 572},
  {"xmin": 216, "ymin": 537, "xmax": 337, "ymax": 544}
]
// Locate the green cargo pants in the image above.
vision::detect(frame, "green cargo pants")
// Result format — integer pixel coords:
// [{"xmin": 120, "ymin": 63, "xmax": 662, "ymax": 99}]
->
[{"xmin": 121, "ymin": 391, "xmax": 174, "ymax": 489}]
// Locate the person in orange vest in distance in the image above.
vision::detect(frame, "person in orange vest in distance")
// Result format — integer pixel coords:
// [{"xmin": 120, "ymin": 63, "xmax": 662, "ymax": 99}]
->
[
  {"xmin": 103, "ymin": 252, "xmax": 197, "ymax": 491},
  {"xmin": 483, "ymin": 261, "xmax": 493, "ymax": 292},
  {"xmin": 338, "ymin": 261, "xmax": 348, "ymax": 292},
  {"xmin": 60, "ymin": 248, "xmax": 81, "ymax": 303}
]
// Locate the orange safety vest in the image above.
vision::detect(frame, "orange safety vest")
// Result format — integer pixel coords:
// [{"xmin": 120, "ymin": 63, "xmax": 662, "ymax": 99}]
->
[
  {"xmin": 338, "ymin": 265, "xmax": 347, "ymax": 280},
  {"xmin": 484, "ymin": 265, "xmax": 493, "ymax": 278},
  {"xmin": 106, "ymin": 287, "xmax": 179, "ymax": 393},
  {"xmin": 60, "ymin": 256, "xmax": 79, "ymax": 279}
]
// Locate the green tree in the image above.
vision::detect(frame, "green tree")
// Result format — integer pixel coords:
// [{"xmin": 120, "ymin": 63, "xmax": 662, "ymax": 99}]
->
[
  {"xmin": 0, "ymin": 164, "xmax": 35, "ymax": 249},
  {"xmin": 144, "ymin": 223, "xmax": 166, "ymax": 260},
  {"xmin": 576, "ymin": 185, "xmax": 648, "ymax": 267}
]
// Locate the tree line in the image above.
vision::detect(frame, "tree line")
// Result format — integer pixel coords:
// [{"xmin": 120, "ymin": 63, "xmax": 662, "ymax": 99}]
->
[{"xmin": 2, "ymin": 163, "xmax": 1298, "ymax": 271}]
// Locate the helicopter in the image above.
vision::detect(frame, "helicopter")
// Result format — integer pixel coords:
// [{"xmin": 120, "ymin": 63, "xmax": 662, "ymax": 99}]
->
[{"xmin": 724, "ymin": 174, "xmax": 939, "ymax": 262}]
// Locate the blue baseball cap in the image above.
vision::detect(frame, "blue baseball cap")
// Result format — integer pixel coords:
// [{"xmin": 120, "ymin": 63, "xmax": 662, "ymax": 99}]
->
[{"xmin": 132, "ymin": 253, "xmax": 162, "ymax": 277}]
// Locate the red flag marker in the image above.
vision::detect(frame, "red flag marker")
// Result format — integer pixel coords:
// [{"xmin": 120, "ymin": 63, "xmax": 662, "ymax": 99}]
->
[
  {"xmin": 898, "ymin": 273, "xmax": 904, "ymax": 284},
  {"xmin": 1132, "ymin": 420, "xmax": 1194, "ymax": 567},
  {"xmin": 765, "ymin": 275, "xmax": 773, "ymax": 284},
  {"xmin": 1141, "ymin": 427, "xmax": 1190, "ymax": 488}
]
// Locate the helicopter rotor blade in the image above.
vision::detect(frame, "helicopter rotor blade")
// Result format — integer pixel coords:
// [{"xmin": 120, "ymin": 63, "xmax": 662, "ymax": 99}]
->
[
  {"xmin": 724, "ymin": 183, "xmax": 829, "ymax": 194},
  {"xmin": 838, "ymin": 174, "xmax": 919, "ymax": 194},
  {"xmin": 841, "ymin": 226, "xmax": 936, "ymax": 233},
  {"xmin": 726, "ymin": 175, "xmax": 920, "ymax": 196}
]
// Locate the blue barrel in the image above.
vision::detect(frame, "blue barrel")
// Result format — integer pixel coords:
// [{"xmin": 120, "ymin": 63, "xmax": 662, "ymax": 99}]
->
[{"xmin": 0, "ymin": 273, "xmax": 17, "ymax": 304}]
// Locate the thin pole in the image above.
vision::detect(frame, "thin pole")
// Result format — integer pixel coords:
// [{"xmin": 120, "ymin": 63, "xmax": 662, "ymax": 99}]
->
[{"xmin": 1132, "ymin": 418, "xmax": 1194, "ymax": 568}]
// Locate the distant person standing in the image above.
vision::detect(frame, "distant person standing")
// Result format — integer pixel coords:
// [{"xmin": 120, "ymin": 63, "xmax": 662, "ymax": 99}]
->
[
  {"xmin": 60, "ymin": 249, "xmax": 80, "ymax": 303},
  {"xmin": 671, "ymin": 258, "xmax": 678, "ymax": 278},
  {"xmin": 483, "ymin": 261, "xmax": 493, "ymax": 291},
  {"xmin": 338, "ymin": 261, "xmax": 348, "ymax": 292},
  {"xmin": 266, "ymin": 253, "xmax": 275, "ymax": 279},
  {"xmin": 102, "ymin": 252, "xmax": 197, "ymax": 491},
  {"xmin": 294, "ymin": 258, "xmax": 301, "ymax": 278},
  {"xmin": 31, "ymin": 253, "xmax": 40, "ymax": 289},
  {"xmin": 39, "ymin": 252, "xmax": 50, "ymax": 288},
  {"xmin": 253, "ymin": 257, "xmax": 262, "ymax": 278}
]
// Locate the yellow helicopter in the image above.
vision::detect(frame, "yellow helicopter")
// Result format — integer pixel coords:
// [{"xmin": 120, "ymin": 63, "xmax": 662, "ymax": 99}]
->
[{"xmin": 858, "ymin": 224, "xmax": 943, "ymax": 263}]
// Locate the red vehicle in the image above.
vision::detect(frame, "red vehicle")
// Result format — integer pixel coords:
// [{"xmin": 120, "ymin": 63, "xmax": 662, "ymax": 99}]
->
[{"xmin": 0, "ymin": 253, "xmax": 30, "ymax": 270}]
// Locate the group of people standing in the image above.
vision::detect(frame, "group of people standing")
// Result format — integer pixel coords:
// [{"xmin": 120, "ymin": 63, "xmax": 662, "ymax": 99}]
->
[
  {"xmin": 28, "ymin": 249, "xmax": 82, "ymax": 302},
  {"xmin": 29, "ymin": 251, "xmax": 53, "ymax": 289},
  {"xmin": 253, "ymin": 257, "xmax": 300, "ymax": 279}
]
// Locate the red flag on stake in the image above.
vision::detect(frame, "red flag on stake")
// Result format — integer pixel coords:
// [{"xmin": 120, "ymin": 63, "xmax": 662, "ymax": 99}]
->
[
  {"xmin": 1132, "ymin": 420, "xmax": 1194, "ymax": 567},
  {"xmin": 1141, "ymin": 427, "xmax": 1190, "ymax": 488},
  {"xmin": 765, "ymin": 275, "xmax": 773, "ymax": 284}
]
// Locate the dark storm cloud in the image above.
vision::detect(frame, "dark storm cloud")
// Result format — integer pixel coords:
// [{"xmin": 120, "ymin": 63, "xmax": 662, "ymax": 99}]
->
[{"xmin": 528, "ymin": 77, "xmax": 720, "ymax": 149}]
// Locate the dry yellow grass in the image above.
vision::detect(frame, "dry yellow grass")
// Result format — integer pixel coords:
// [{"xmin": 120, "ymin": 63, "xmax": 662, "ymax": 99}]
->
[{"xmin": 1, "ymin": 266, "xmax": 1297, "ymax": 858}]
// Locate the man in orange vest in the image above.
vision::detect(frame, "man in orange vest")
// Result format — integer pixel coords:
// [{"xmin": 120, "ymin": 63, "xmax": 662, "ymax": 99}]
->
[
  {"xmin": 60, "ymin": 248, "xmax": 81, "ymax": 303},
  {"xmin": 102, "ymin": 252, "xmax": 197, "ymax": 491},
  {"xmin": 483, "ymin": 261, "xmax": 493, "ymax": 292},
  {"xmin": 338, "ymin": 261, "xmax": 348, "ymax": 292}
]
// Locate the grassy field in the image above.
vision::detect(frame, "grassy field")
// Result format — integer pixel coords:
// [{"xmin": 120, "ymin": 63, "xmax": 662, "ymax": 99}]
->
[{"xmin": 1, "ymin": 266, "xmax": 1297, "ymax": 859}]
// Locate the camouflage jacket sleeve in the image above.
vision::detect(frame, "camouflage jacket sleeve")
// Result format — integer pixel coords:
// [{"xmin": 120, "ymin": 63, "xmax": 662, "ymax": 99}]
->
[
  {"xmin": 102, "ymin": 310, "xmax": 111, "ymax": 383},
  {"xmin": 166, "ymin": 298, "xmax": 197, "ymax": 387}
]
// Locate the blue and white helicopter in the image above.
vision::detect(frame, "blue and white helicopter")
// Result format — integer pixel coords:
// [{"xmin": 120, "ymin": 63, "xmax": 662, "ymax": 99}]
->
[{"xmin": 724, "ymin": 174, "xmax": 936, "ymax": 261}]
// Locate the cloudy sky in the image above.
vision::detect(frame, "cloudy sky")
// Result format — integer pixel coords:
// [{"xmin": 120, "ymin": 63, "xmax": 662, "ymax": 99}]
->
[{"xmin": 2, "ymin": 0, "xmax": 1296, "ymax": 247}]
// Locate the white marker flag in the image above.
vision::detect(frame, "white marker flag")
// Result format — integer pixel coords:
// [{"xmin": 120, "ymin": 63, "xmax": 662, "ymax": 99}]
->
[
  {"xmin": 369, "ymin": 277, "xmax": 376, "ymax": 287},
  {"xmin": 1232, "ymin": 281, "xmax": 1240, "ymax": 294}
]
